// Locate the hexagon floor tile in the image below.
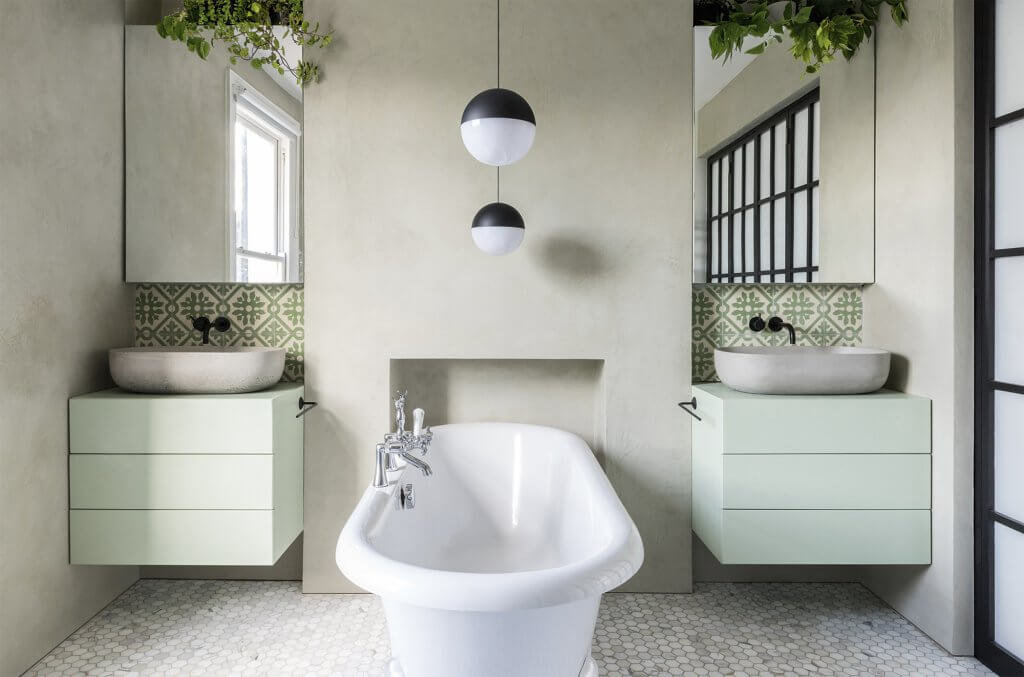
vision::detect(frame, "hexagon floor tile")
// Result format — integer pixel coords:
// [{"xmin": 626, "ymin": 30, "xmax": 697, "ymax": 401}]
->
[{"xmin": 25, "ymin": 580, "xmax": 991, "ymax": 676}]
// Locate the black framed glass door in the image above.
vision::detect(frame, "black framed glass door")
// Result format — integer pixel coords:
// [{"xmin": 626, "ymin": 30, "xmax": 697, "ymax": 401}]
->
[{"xmin": 976, "ymin": 1, "xmax": 1024, "ymax": 674}]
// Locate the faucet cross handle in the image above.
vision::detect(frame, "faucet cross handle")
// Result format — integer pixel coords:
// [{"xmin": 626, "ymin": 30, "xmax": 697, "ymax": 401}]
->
[{"xmin": 394, "ymin": 390, "xmax": 408, "ymax": 434}]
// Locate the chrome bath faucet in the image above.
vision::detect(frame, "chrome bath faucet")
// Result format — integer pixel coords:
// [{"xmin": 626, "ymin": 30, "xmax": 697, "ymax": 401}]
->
[{"xmin": 372, "ymin": 391, "xmax": 434, "ymax": 489}]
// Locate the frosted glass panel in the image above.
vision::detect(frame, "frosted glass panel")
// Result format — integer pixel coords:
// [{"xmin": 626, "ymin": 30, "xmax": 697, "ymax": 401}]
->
[
  {"xmin": 744, "ymin": 141, "xmax": 755, "ymax": 204},
  {"xmin": 994, "ymin": 119, "xmax": 1024, "ymax": 249},
  {"xmin": 995, "ymin": 390, "xmax": 1024, "ymax": 524},
  {"xmin": 711, "ymin": 161, "xmax": 720, "ymax": 217},
  {"xmin": 760, "ymin": 131, "xmax": 771, "ymax": 199},
  {"xmin": 794, "ymin": 109, "xmax": 808, "ymax": 186},
  {"xmin": 733, "ymin": 150, "xmax": 743, "ymax": 207},
  {"xmin": 994, "ymin": 523, "xmax": 1024, "ymax": 660},
  {"xmin": 812, "ymin": 187, "xmax": 820, "ymax": 268},
  {"xmin": 812, "ymin": 102, "xmax": 820, "ymax": 182},
  {"xmin": 995, "ymin": 257, "xmax": 1024, "ymax": 384},
  {"xmin": 733, "ymin": 218, "xmax": 743, "ymax": 274},
  {"xmin": 759, "ymin": 204, "xmax": 771, "ymax": 272},
  {"xmin": 710, "ymin": 220, "xmax": 719, "ymax": 276},
  {"xmin": 793, "ymin": 191, "xmax": 808, "ymax": 268},
  {"xmin": 721, "ymin": 155, "xmax": 730, "ymax": 211},
  {"xmin": 774, "ymin": 122, "xmax": 787, "ymax": 190},
  {"xmin": 744, "ymin": 208, "xmax": 755, "ymax": 273},
  {"xmin": 996, "ymin": 0, "xmax": 1024, "ymax": 117},
  {"xmin": 774, "ymin": 199, "xmax": 786, "ymax": 270}
]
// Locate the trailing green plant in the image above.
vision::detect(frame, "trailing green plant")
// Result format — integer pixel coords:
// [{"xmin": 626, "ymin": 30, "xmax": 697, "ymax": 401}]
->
[
  {"xmin": 707, "ymin": 0, "xmax": 907, "ymax": 74},
  {"xmin": 157, "ymin": 0, "xmax": 333, "ymax": 86}
]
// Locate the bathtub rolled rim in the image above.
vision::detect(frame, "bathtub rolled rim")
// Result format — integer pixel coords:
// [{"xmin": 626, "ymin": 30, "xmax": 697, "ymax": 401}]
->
[{"xmin": 336, "ymin": 422, "xmax": 645, "ymax": 612}]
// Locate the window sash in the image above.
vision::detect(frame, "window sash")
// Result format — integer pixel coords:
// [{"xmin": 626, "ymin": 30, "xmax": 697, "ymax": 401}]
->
[
  {"xmin": 227, "ymin": 71, "xmax": 300, "ymax": 283},
  {"xmin": 705, "ymin": 89, "xmax": 820, "ymax": 283}
]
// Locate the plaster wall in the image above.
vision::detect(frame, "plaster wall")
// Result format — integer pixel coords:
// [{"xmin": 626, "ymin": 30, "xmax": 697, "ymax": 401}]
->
[
  {"xmin": 0, "ymin": 2, "xmax": 138, "ymax": 674},
  {"xmin": 303, "ymin": 0, "xmax": 693, "ymax": 592},
  {"xmin": 860, "ymin": 0, "xmax": 975, "ymax": 654}
]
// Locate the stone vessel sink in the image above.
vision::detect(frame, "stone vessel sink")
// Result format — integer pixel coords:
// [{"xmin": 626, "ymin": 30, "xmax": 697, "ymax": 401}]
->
[
  {"xmin": 714, "ymin": 346, "xmax": 891, "ymax": 395},
  {"xmin": 109, "ymin": 346, "xmax": 285, "ymax": 394}
]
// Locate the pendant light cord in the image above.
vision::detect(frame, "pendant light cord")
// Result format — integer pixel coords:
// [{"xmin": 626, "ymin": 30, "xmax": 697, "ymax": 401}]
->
[
  {"xmin": 496, "ymin": 0, "xmax": 501, "ymax": 89},
  {"xmin": 496, "ymin": 0, "xmax": 501, "ymax": 203}
]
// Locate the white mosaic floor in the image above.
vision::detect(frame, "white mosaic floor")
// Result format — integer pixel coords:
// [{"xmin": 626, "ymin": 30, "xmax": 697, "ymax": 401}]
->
[{"xmin": 26, "ymin": 580, "xmax": 991, "ymax": 677}]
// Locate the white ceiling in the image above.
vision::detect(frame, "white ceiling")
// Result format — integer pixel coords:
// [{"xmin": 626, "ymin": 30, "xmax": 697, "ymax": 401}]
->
[
  {"xmin": 263, "ymin": 27, "xmax": 303, "ymax": 103},
  {"xmin": 693, "ymin": 26, "xmax": 759, "ymax": 111}
]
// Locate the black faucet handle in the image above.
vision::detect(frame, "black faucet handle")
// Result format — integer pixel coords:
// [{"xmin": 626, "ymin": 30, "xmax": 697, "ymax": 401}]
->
[
  {"xmin": 767, "ymin": 316, "xmax": 797, "ymax": 345},
  {"xmin": 748, "ymin": 314, "xmax": 766, "ymax": 332},
  {"xmin": 212, "ymin": 316, "xmax": 231, "ymax": 333},
  {"xmin": 189, "ymin": 315, "xmax": 211, "ymax": 332}
]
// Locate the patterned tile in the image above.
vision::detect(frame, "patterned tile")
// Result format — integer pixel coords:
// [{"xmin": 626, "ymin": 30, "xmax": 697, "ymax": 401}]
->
[
  {"xmin": 134, "ymin": 284, "xmax": 304, "ymax": 381},
  {"xmin": 25, "ymin": 580, "xmax": 990, "ymax": 677},
  {"xmin": 692, "ymin": 284, "xmax": 863, "ymax": 382}
]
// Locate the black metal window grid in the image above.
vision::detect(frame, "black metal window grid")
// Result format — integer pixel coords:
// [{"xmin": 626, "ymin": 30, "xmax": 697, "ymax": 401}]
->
[
  {"xmin": 976, "ymin": 1, "xmax": 1024, "ymax": 674},
  {"xmin": 705, "ymin": 89, "xmax": 820, "ymax": 283}
]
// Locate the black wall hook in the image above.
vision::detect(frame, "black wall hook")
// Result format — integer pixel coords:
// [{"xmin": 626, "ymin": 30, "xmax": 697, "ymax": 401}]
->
[
  {"xmin": 678, "ymin": 397, "xmax": 701, "ymax": 421},
  {"xmin": 296, "ymin": 397, "xmax": 318, "ymax": 418}
]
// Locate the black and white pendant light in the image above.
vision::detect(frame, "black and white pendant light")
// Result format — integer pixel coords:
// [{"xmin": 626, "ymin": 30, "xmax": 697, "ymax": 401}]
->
[
  {"xmin": 461, "ymin": 88, "xmax": 536, "ymax": 166},
  {"xmin": 462, "ymin": 0, "xmax": 534, "ymax": 255},
  {"xmin": 471, "ymin": 201, "xmax": 525, "ymax": 256}
]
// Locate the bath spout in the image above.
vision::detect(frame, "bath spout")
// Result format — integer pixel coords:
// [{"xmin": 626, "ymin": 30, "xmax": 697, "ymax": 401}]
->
[{"xmin": 400, "ymin": 452, "xmax": 433, "ymax": 477}]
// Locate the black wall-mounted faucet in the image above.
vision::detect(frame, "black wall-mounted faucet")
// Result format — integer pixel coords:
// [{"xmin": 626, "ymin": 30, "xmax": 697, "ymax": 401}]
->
[
  {"xmin": 190, "ymin": 315, "xmax": 231, "ymax": 344},
  {"xmin": 767, "ymin": 316, "xmax": 796, "ymax": 345}
]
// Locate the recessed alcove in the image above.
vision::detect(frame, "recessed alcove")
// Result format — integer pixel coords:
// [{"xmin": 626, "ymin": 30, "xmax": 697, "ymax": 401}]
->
[{"xmin": 389, "ymin": 359, "xmax": 606, "ymax": 459}]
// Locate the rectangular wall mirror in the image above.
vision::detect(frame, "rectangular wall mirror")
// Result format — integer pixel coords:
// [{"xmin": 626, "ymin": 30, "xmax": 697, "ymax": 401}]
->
[
  {"xmin": 125, "ymin": 25, "xmax": 303, "ymax": 283},
  {"xmin": 692, "ymin": 26, "xmax": 875, "ymax": 284}
]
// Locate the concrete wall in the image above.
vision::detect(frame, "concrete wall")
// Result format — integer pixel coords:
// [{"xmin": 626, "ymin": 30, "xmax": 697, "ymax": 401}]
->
[
  {"xmin": 303, "ymin": 0, "xmax": 693, "ymax": 592},
  {"xmin": 0, "ymin": 1, "xmax": 138, "ymax": 675},
  {"xmin": 125, "ymin": 27, "xmax": 301, "ymax": 283},
  {"xmin": 860, "ymin": 0, "xmax": 974, "ymax": 655},
  {"xmin": 695, "ymin": 41, "xmax": 875, "ymax": 284}
]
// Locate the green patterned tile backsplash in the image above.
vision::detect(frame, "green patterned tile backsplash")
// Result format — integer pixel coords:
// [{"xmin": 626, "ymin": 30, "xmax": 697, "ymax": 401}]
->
[
  {"xmin": 134, "ymin": 284, "xmax": 304, "ymax": 381},
  {"xmin": 692, "ymin": 284, "xmax": 863, "ymax": 382}
]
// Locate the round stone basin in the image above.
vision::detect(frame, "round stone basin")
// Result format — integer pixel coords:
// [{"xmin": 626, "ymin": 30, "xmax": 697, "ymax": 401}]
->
[
  {"xmin": 714, "ymin": 345, "xmax": 891, "ymax": 395},
  {"xmin": 109, "ymin": 346, "xmax": 286, "ymax": 394}
]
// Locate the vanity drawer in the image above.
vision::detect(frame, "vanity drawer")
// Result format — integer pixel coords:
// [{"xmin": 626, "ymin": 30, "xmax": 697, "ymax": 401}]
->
[
  {"xmin": 69, "ymin": 383, "xmax": 303, "ymax": 454},
  {"xmin": 715, "ymin": 509, "xmax": 931, "ymax": 565},
  {"xmin": 70, "ymin": 510, "xmax": 294, "ymax": 566},
  {"xmin": 692, "ymin": 383, "xmax": 930, "ymax": 454},
  {"xmin": 70, "ymin": 454, "xmax": 273, "ymax": 509},
  {"xmin": 722, "ymin": 454, "xmax": 931, "ymax": 509}
]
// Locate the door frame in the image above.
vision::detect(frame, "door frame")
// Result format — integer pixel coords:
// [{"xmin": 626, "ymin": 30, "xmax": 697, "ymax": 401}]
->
[{"xmin": 974, "ymin": 1, "xmax": 1024, "ymax": 673}]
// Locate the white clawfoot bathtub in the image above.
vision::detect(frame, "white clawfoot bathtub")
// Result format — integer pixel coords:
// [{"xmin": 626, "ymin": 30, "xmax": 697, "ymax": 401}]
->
[{"xmin": 337, "ymin": 423, "xmax": 644, "ymax": 677}]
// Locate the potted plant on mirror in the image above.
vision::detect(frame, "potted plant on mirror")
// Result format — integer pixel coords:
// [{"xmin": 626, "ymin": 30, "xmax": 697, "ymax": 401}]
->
[
  {"xmin": 157, "ymin": 0, "xmax": 333, "ymax": 86},
  {"xmin": 705, "ymin": 0, "xmax": 907, "ymax": 74}
]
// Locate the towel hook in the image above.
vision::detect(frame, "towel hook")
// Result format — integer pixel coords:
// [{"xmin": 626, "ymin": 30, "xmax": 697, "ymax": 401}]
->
[
  {"xmin": 677, "ymin": 397, "xmax": 701, "ymax": 421},
  {"xmin": 296, "ymin": 397, "xmax": 318, "ymax": 418}
]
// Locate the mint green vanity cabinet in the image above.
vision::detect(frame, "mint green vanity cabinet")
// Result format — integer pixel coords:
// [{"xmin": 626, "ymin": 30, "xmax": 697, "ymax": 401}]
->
[
  {"xmin": 692, "ymin": 383, "xmax": 931, "ymax": 565},
  {"xmin": 69, "ymin": 383, "xmax": 303, "ymax": 566}
]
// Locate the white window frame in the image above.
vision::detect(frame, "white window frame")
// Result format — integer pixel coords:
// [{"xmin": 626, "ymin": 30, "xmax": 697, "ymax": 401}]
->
[{"xmin": 227, "ymin": 70, "xmax": 302, "ymax": 283}]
